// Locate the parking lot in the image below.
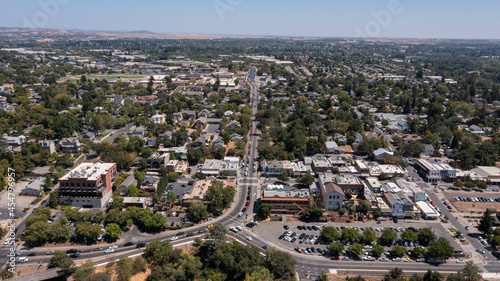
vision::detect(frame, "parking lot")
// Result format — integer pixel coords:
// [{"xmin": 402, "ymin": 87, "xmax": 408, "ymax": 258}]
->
[
  {"xmin": 246, "ymin": 221, "xmax": 462, "ymax": 262},
  {"xmin": 447, "ymin": 194, "xmax": 500, "ymax": 213}
]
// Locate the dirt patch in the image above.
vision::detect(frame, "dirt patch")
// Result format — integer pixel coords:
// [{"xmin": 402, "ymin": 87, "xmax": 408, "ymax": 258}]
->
[
  {"xmin": 12, "ymin": 264, "xmax": 48, "ymax": 278},
  {"xmin": 450, "ymin": 200, "xmax": 500, "ymax": 213},
  {"xmin": 328, "ymin": 274, "xmax": 384, "ymax": 281}
]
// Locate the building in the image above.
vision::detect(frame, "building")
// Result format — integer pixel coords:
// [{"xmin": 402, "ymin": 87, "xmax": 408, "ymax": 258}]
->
[
  {"xmin": 81, "ymin": 130, "xmax": 96, "ymax": 141},
  {"xmin": 123, "ymin": 197, "xmax": 149, "ymax": 208},
  {"xmin": 261, "ymin": 187, "xmax": 311, "ymax": 215},
  {"xmin": 335, "ymin": 175, "xmax": 364, "ymax": 195},
  {"xmin": 181, "ymin": 179, "xmax": 225, "ymax": 206},
  {"xmin": 396, "ymin": 179, "xmax": 425, "ymax": 202},
  {"xmin": 151, "ymin": 114, "xmax": 166, "ymax": 124},
  {"xmin": 59, "ymin": 137, "xmax": 82, "ymax": 153},
  {"xmin": 469, "ymin": 166, "xmax": 500, "ymax": 185},
  {"xmin": 365, "ymin": 177, "xmax": 382, "ymax": 193},
  {"xmin": 147, "ymin": 152, "xmax": 170, "ymax": 172},
  {"xmin": 312, "ymin": 158, "xmax": 332, "ymax": 174},
  {"xmin": 383, "ymin": 191, "xmax": 414, "ymax": 218},
  {"xmin": 267, "ymin": 160, "xmax": 284, "ymax": 177},
  {"xmin": 38, "ymin": 139, "xmax": 55, "ymax": 154},
  {"xmin": 323, "ymin": 182, "xmax": 345, "ymax": 211},
  {"xmin": 292, "ymin": 162, "xmax": 308, "ymax": 177},
  {"xmin": 141, "ymin": 176, "xmax": 160, "ymax": 194},
  {"xmin": 416, "ymin": 201, "xmax": 438, "ymax": 220},
  {"xmin": 6, "ymin": 135, "xmax": 26, "ymax": 145},
  {"xmin": 200, "ymin": 159, "xmax": 238, "ymax": 177},
  {"xmin": 373, "ymin": 148, "xmax": 394, "ymax": 161},
  {"xmin": 22, "ymin": 177, "xmax": 44, "ymax": 196},
  {"xmin": 325, "ymin": 141, "xmax": 339, "ymax": 153},
  {"xmin": 192, "ymin": 118, "xmax": 208, "ymax": 130},
  {"xmin": 58, "ymin": 162, "xmax": 117, "ymax": 208},
  {"xmin": 147, "ymin": 137, "xmax": 157, "ymax": 147},
  {"xmin": 415, "ymin": 159, "xmax": 456, "ymax": 182}
]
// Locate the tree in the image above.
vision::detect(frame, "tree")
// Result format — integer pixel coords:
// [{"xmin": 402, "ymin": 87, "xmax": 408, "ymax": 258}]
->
[
  {"xmin": 126, "ymin": 184, "xmax": 139, "ymax": 197},
  {"xmin": 300, "ymin": 205, "xmax": 324, "ymax": 221},
  {"xmin": 459, "ymin": 261, "xmax": 482, "ymax": 281},
  {"xmin": 134, "ymin": 170, "xmax": 145, "ymax": 185},
  {"xmin": 321, "ymin": 226, "xmax": 341, "ymax": 243},
  {"xmin": 165, "ymin": 190, "xmax": 176, "ymax": 205},
  {"xmin": 401, "ymin": 229, "xmax": 418, "ymax": 243},
  {"xmin": 348, "ymin": 243, "xmax": 364, "ymax": 256},
  {"xmin": 371, "ymin": 244, "xmax": 385, "ymax": 257},
  {"xmin": 75, "ymin": 222, "xmax": 103, "ymax": 242},
  {"xmin": 412, "ymin": 246, "xmax": 426, "ymax": 257},
  {"xmin": 426, "ymin": 237, "xmax": 454, "ymax": 261},
  {"xmin": 296, "ymin": 170, "xmax": 315, "ymax": 186},
  {"xmin": 168, "ymin": 172, "xmax": 180, "ymax": 181},
  {"xmin": 207, "ymin": 222, "xmax": 227, "ymax": 244},
  {"xmin": 423, "ymin": 269, "xmax": 444, "ymax": 281},
  {"xmin": 244, "ymin": 266, "xmax": 274, "ymax": 281},
  {"xmin": 105, "ymin": 223, "xmax": 122, "ymax": 241},
  {"xmin": 187, "ymin": 203, "xmax": 208, "ymax": 223},
  {"xmin": 390, "ymin": 246, "xmax": 407, "ymax": 257},
  {"xmin": 380, "ymin": 228, "xmax": 397, "ymax": 245},
  {"xmin": 117, "ymin": 257, "xmax": 133, "ymax": 281},
  {"xmin": 72, "ymin": 260, "xmax": 96, "ymax": 281},
  {"xmin": 49, "ymin": 251, "xmax": 75, "ymax": 275},
  {"xmin": 418, "ymin": 228, "xmax": 436, "ymax": 246},
  {"xmin": 277, "ymin": 170, "xmax": 289, "ymax": 182},
  {"xmin": 1, "ymin": 265, "xmax": 14, "ymax": 279},
  {"xmin": 347, "ymin": 276, "xmax": 366, "ymax": 281},
  {"xmin": 265, "ymin": 248, "xmax": 296, "ymax": 281},
  {"xmin": 257, "ymin": 203, "xmax": 273, "ymax": 220},
  {"xmin": 342, "ymin": 227, "xmax": 359, "ymax": 242},
  {"xmin": 144, "ymin": 239, "xmax": 173, "ymax": 266},
  {"xmin": 361, "ymin": 228, "xmax": 377, "ymax": 244},
  {"xmin": 386, "ymin": 268, "xmax": 404, "ymax": 281},
  {"xmin": 478, "ymin": 208, "xmax": 493, "ymax": 236},
  {"xmin": 49, "ymin": 191, "xmax": 59, "ymax": 208},
  {"xmin": 327, "ymin": 241, "xmax": 344, "ymax": 256}
]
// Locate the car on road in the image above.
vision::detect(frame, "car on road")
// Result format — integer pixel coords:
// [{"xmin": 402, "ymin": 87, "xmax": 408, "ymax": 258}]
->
[
  {"xmin": 476, "ymin": 248, "xmax": 486, "ymax": 254},
  {"xmin": 109, "ymin": 245, "xmax": 118, "ymax": 249},
  {"xmin": 187, "ymin": 232, "xmax": 195, "ymax": 237},
  {"xmin": 170, "ymin": 236, "xmax": 178, "ymax": 241},
  {"xmin": 392, "ymin": 258, "xmax": 402, "ymax": 262},
  {"xmin": 246, "ymin": 236, "xmax": 253, "ymax": 241},
  {"xmin": 46, "ymin": 251, "xmax": 55, "ymax": 255},
  {"xmin": 70, "ymin": 253, "xmax": 81, "ymax": 258},
  {"xmin": 66, "ymin": 249, "xmax": 78, "ymax": 254},
  {"xmin": 238, "ymin": 212, "xmax": 243, "ymax": 217},
  {"xmin": 465, "ymin": 226, "xmax": 470, "ymax": 230},
  {"xmin": 456, "ymin": 259, "xmax": 465, "ymax": 263},
  {"xmin": 262, "ymin": 245, "xmax": 268, "ymax": 249},
  {"xmin": 136, "ymin": 243, "xmax": 146, "ymax": 248},
  {"xmin": 364, "ymin": 256, "xmax": 375, "ymax": 261},
  {"xmin": 124, "ymin": 242, "xmax": 134, "ymax": 247},
  {"xmin": 18, "ymin": 257, "xmax": 28, "ymax": 263},
  {"xmin": 176, "ymin": 232, "xmax": 185, "ymax": 236},
  {"xmin": 380, "ymin": 258, "xmax": 389, "ymax": 262},
  {"xmin": 104, "ymin": 249, "xmax": 114, "ymax": 254},
  {"xmin": 27, "ymin": 253, "xmax": 37, "ymax": 256}
]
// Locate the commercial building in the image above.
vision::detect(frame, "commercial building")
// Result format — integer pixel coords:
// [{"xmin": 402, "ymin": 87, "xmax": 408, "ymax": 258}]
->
[
  {"xmin": 323, "ymin": 182, "xmax": 345, "ymax": 211},
  {"xmin": 22, "ymin": 177, "xmax": 44, "ymax": 196},
  {"xmin": 415, "ymin": 201, "xmax": 438, "ymax": 220},
  {"xmin": 383, "ymin": 191, "xmax": 414, "ymax": 218},
  {"xmin": 469, "ymin": 166, "xmax": 500, "ymax": 185},
  {"xmin": 58, "ymin": 162, "xmax": 117, "ymax": 208},
  {"xmin": 200, "ymin": 159, "xmax": 238, "ymax": 177},
  {"xmin": 396, "ymin": 179, "xmax": 426, "ymax": 202},
  {"xmin": 312, "ymin": 158, "xmax": 332, "ymax": 174},
  {"xmin": 147, "ymin": 152, "xmax": 170, "ymax": 172},
  {"xmin": 267, "ymin": 160, "xmax": 284, "ymax": 177},
  {"xmin": 261, "ymin": 187, "xmax": 311, "ymax": 215},
  {"xmin": 415, "ymin": 159, "xmax": 456, "ymax": 182}
]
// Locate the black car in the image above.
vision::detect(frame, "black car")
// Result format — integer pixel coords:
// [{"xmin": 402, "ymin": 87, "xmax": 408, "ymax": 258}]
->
[
  {"xmin": 186, "ymin": 232, "xmax": 195, "ymax": 237},
  {"xmin": 124, "ymin": 242, "xmax": 134, "ymax": 247},
  {"xmin": 69, "ymin": 253, "xmax": 81, "ymax": 258},
  {"xmin": 136, "ymin": 243, "xmax": 146, "ymax": 248},
  {"xmin": 27, "ymin": 253, "xmax": 37, "ymax": 256},
  {"xmin": 177, "ymin": 232, "xmax": 185, "ymax": 236},
  {"xmin": 242, "ymin": 208, "xmax": 247, "ymax": 213},
  {"xmin": 297, "ymin": 226, "xmax": 303, "ymax": 230},
  {"xmin": 279, "ymin": 234, "xmax": 285, "ymax": 240},
  {"xmin": 78, "ymin": 249, "xmax": 90, "ymax": 253},
  {"xmin": 66, "ymin": 249, "xmax": 78, "ymax": 254},
  {"xmin": 262, "ymin": 245, "xmax": 268, "ymax": 249},
  {"xmin": 284, "ymin": 225, "xmax": 289, "ymax": 230},
  {"xmin": 198, "ymin": 229, "xmax": 207, "ymax": 234}
]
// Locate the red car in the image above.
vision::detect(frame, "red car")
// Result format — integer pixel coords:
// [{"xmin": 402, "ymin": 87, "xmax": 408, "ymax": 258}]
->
[
  {"xmin": 249, "ymin": 145, "xmax": 251, "ymax": 148},
  {"xmin": 245, "ymin": 200, "xmax": 250, "ymax": 206},
  {"xmin": 331, "ymin": 256, "xmax": 340, "ymax": 260}
]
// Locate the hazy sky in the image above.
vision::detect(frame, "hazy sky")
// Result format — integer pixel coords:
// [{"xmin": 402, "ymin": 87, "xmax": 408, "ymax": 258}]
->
[{"xmin": 2, "ymin": 0, "xmax": 500, "ymax": 39}]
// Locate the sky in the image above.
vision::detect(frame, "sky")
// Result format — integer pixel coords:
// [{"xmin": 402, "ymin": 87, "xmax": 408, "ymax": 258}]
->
[{"xmin": 1, "ymin": 0, "xmax": 500, "ymax": 39}]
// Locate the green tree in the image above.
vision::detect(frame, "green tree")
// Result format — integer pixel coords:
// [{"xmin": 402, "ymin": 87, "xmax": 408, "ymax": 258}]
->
[
  {"xmin": 349, "ymin": 243, "xmax": 364, "ymax": 256},
  {"xmin": 105, "ymin": 223, "xmax": 122, "ymax": 241},
  {"xmin": 244, "ymin": 266, "xmax": 274, "ymax": 281},
  {"xmin": 459, "ymin": 261, "xmax": 482, "ymax": 281},
  {"xmin": 426, "ymin": 237, "xmax": 454, "ymax": 261},
  {"xmin": 321, "ymin": 226, "xmax": 341, "ymax": 243},
  {"xmin": 72, "ymin": 260, "xmax": 96, "ymax": 281},
  {"xmin": 390, "ymin": 246, "xmax": 407, "ymax": 257},
  {"xmin": 423, "ymin": 269, "xmax": 444, "ymax": 281},
  {"xmin": 117, "ymin": 257, "xmax": 133, "ymax": 281},
  {"xmin": 327, "ymin": 241, "xmax": 345, "ymax": 256},
  {"xmin": 144, "ymin": 239, "xmax": 173, "ymax": 266},
  {"xmin": 371, "ymin": 244, "xmax": 385, "ymax": 257},
  {"xmin": 207, "ymin": 222, "xmax": 227, "ymax": 244},
  {"xmin": 168, "ymin": 172, "xmax": 180, "ymax": 181},
  {"xmin": 187, "ymin": 203, "xmax": 208, "ymax": 223},
  {"xmin": 418, "ymin": 228, "xmax": 436, "ymax": 246},
  {"xmin": 296, "ymin": 170, "xmax": 315, "ymax": 186},
  {"xmin": 126, "ymin": 184, "xmax": 139, "ymax": 197},
  {"xmin": 342, "ymin": 227, "xmax": 359, "ymax": 242},
  {"xmin": 300, "ymin": 205, "xmax": 324, "ymax": 221},
  {"xmin": 380, "ymin": 228, "xmax": 397, "ymax": 245},
  {"xmin": 265, "ymin": 248, "xmax": 296, "ymax": 281},
  {"xmin": 75, "ymin": 222, "xmax": 103, "ymax": 242},
  {"xmin": 478, "ymin": 208, "xmax": 493, "ymax": 236},
  {"xmin": 361, "ymin": 228, "xmax": 377, "ymax": 244},
  {"xmin": 49, "ymin": 251, "xmax": 75, "ymax": 275},
  {"xmin": 386, "ymin": 268, "xmax": 404, "ymax": 281},
  {"xmin": 257, "ymin": 203, "xmax": 273, "ymax": 220},
  {"xmin": 1, "ymin": 265, "xmax": 14, "ymax": 279},
  {"xmin": 412, "ymin": 246, "xmax": 426, "ymax": 257},
  {"xmin": 401, "ymin": 229, "xmax": 418, "ymax": 242},
  {"xmin": 277, "ymin": 170, "xmax": 289, "ymax": 182}
]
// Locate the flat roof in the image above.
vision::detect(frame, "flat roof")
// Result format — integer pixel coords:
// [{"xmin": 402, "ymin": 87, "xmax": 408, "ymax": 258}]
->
[{"xmin": 59, "ymin": 162, "xmax": 115, "ymax": 181}]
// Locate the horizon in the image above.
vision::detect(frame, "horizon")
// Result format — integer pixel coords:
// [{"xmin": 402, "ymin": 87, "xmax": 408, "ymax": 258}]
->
[{"xmin": 1, "ymin": 0, "xmax": 500, "ymax": 40}]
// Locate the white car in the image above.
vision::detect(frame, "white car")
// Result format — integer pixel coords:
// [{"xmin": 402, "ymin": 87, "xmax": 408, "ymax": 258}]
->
[
  {"xmin": 246, "ymin": 236, "xmax": 253, "ymax": 241},
  {"xmin": 18, "ymin": 257, "xmax": 28, "ymax": 263},
  {"xmin": 229, "ymin": 227, "xmax": 238, "ymax": 233},
  {"xmin": 236, "ymin": 226, "xmax": 243, "ymax": 231},
  {"xmin": 238, "ymin": 212, "xmax": 243, "ymax": 217},
  {"xmin": 109, "ymin": 245, "xmax": 118, "ymax": 249},
  {"xmin": 456, "ymin": 259, "xmax": 465, "ymax": 264},
  {"xmin": 170, "ymin": 236, "xmax": 178, "ymax": 241},
  {"xmin": 104, "ymin": 249, "xmax": 114, "ymax": 254}
]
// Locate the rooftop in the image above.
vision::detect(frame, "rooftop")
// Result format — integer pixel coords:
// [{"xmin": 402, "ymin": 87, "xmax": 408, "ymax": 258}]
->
[{"xmin": 59, "ymin": 162, "xmax": 115, "ymax": 181}]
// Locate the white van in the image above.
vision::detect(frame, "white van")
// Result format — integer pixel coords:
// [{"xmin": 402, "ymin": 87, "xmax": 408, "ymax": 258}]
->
[{"xmin": 18, "ymin": 257, "xmax": 28, "ymax": 263}]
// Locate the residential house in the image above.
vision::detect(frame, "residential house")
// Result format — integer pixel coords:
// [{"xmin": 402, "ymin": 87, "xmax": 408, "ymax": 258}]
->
[
  {"xmin": 213, "ymin": 138, "xmax": 225, "ymax": 148},
  {"xmin": 147, "ymin": 137, "xmax": 157, "ymax": 147},
  {"xmin": 81, "ymin": 130, "xmax": 96, "ymax": 141},
  {"xmin": 225, "ymin": 120, "xmax": 241, "ymax": 129},
  {"xmin": 467, "ymin": 125, "xmax": 484, "ymax": 135},
  {"xmin": 325, "ymin": 141, "xmax": 339, "ymax": 153},
  {"xmin": 6, "ymin": 135, "xmax": 26, "ymax": 145},
  {"xmin": 373, "ymin": 148, "xmax": 394, "ymax": 161},
  {"xmin": 141, "ymin": 176, "xmax": 160, "ymax": 194},
  {"xmin": 230, "ymin": 133, "xmax": 243, "ymax": 142},
  {"xmin": 352, "ymin": 133, "xmax": 363, "ymax": 147},
  {"xmin": 38, "ymin": 139, "xmax": 55, "ymax": 154},
  {"xmin": 151, "ymin": 113, "xmax": 166, "ymax": 124},
  {"xmin": 59, "ymin": 137, "xmax": 82, "ymax": 153},
  {"xmin": 192, "ymin": 118, "xmax": 208, "ymax": 130},
  {"xmin": 130, "ymin": 127, "xmax": 146, "ymax": 138}
]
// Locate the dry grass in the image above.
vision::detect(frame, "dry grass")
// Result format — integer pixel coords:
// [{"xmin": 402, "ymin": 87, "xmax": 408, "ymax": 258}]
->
[{"xmin": 450, "ymin": 200, "xmax": 500, "ymax": 213}]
